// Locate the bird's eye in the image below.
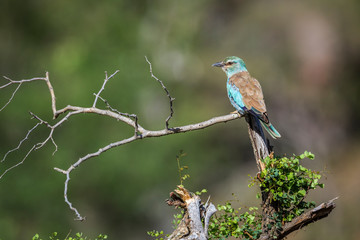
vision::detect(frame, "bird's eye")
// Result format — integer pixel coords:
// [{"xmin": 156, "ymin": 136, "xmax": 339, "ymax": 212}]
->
[{"xmin": 226, "ymin": 61, "xmax": 234, "ymax": 65}]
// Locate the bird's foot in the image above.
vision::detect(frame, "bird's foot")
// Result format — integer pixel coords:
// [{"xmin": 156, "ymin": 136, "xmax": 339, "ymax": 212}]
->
[{"xmin": 230, "ymin": 110, "xmax": 241, "ymax": 117}]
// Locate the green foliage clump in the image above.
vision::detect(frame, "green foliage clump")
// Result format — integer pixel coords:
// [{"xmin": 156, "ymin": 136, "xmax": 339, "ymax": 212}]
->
[
  {"xmin": 172, "ymin": 211, "xmax": 184, "ymax": 229},
  {"xmin": 147, "ymin": 210, "xmax": 184, "ymax": 240},
  {"xmin": 148, "ymin": 151, "xmax": 324, "ymax": 239},
  {"xmin": 146, "ymin": 230, "xmax": 167, "ymax": 240},
  {"xmin": 208, "ymin": 151, "xmax": 324, "ymax": 239},
  {"xmin": 259, "ymin": 151, "xmax": 324, "ymax": 223},
  {"xmin": 32, "ymin": 232, "xmax": 107, "ymax": 240},
  {"xmin": 208, "ymin": 203, "xmax": 262, "ymax": 239}
]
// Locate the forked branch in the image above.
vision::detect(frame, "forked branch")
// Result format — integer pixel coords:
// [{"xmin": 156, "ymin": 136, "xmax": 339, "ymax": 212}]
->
[{"xmin": 0, "ymin": 59, "xmax": 241, "ymax": 220}]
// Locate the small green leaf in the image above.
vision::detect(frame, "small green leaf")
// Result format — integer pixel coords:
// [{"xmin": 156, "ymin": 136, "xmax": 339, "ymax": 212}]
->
[
  {"xmin": 298, "ymin": 189, "xmax": 306, "ymax": 197},
  {"xmin": 32, "ymin": 234, "xmax": 39, "ymax": 240}
]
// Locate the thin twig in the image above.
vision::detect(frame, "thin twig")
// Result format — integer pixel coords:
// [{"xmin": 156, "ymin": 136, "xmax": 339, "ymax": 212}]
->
[
  {"xmin": 62, "ymin": 170, "xmax": 85, "ymax": 221},
  {"xmin": 29, "ymin": 112, "xmax": 58, "ymax": 153},
  {"xmin": 0, "ymin": 82, "xmax": 22, "ymax": 111},
  {"xmin": 145, "ymin": 56, "xmax": 175, "ymax": 130},
  {"xmin": 29, "ymin": 111, "xmax": 51, "ymax": 128},
  {"xmin": 1, "ymin": 76, "xmax": 47, "ymax": 112},
  {"xmin": 93, "ymin": 70, "xmax": 119, "ymax": 108},
  {"xmin": 96, "ymin": 95, "xmax": 139, "ymax": 136},
  {"xmin": 0, "ymin": 73, "xmax": 56, "ymax": 117},
  {"xmin": 1, "ymin": 76, "xmax": 46, "ymax": 89},
  {"xmin": 1, "ymin": 122, "xmax": 41, "ymax": 163},
  {"xmin": 54, "ymin": 135, "xmax": 137, "ymax": 219},
  {"xmin": 64, "ymin": 229, "xmax": 72, "ymax": 239},
  {"xmin": 42, "ymin": 72, "xmax": 57, "ymax": 117},
  {"xmin": 0, "ymin": 112, "xmax": 60, "ymax": 179},
  {"xmin": 0, "ymin": 144, "xmax": 37, "ymax": 179}
]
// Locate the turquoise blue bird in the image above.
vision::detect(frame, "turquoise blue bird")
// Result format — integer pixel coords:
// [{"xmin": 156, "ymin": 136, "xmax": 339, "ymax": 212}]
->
[{"xmin": 212, "ymin": 56, "xmax": 281, "ymax": 139}]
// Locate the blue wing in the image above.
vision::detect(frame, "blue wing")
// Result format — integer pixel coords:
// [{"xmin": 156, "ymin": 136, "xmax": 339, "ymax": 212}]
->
[
  {"xmin": 226, "ymin": 75, "xmax": 281, "ymax": 139},
  {"xmin": 227, "ymin": 82, "xmax": 247, "ymax": 114}
]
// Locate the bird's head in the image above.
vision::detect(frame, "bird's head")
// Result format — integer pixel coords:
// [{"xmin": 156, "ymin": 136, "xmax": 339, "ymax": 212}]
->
[{"xmin": 212, "ymin": 56, "xmax": 248, "ymax": 77}]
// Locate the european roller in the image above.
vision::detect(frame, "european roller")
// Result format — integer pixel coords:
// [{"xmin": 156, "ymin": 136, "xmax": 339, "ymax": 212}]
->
[{"xmin": 212, "ymin": 56, "xmax": 281, "ymax": 139}]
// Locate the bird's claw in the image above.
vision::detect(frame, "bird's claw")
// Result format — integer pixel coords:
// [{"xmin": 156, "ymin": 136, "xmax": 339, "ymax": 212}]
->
[{"xmin": 230, "ymin": 110, "xmax": 241, "ymax": 117}]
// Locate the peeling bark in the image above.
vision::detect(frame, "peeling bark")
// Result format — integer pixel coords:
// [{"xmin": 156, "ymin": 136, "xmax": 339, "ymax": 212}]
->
[
  {"xmin": 277, "ymin": 197, "xmax": 338, "ymax": 239},
  {"xmin": 245, "ymin": 114, "xmax": 270, "ymax": 172},
  {"xmin": 167, "ymin": 186, "xmax": 216, "ymax": 240}
]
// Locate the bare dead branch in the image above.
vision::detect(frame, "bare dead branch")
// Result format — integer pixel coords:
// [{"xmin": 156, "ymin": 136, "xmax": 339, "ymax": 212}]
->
[
  {"xmin": 1, "ymin": 73, "xmax": 56, "ymax": 117},
  {"xmin": 0, "ymin": 82, "xmax": 22, "ymax": 111},
  {"xmin": 167, "ymin": 186, "xmax": 217, "ymax": 240},
  {"xmin": 1, "ymin": 76, "xmax": 46, "ymax": 113},
  {"xmin": 145, "ymin": 56, "xmax": 175, "ymax": 130},
  {"xmin": 0, "ymin": 64, "xmax": 242, "ymax": 219},
  {"xmin": 1, "ymin": 122, "xmax": 41, "ymax": 163},
  {"xmin": 51, "ymin": 112, "xmax": 240, "ymax": 219},
  {"xmin": 0, "ymin": 111, "xmax": 61, "ymax": 179},
  {"xmin": 0, "ymin": 144, "xmax": 37, "ymax": 179},
  {"xmin": 1, "ymin": 76, "xmax": 46, "ymax": 89},
  {"xmin": 203, "ymin": 200, "xmax": 217, "ymax": 238},
  {"xmin": 54, "ymin": 135, "xmax": 138, "ymax": 219},
  {"xmin": 54, "ymin": 105, "xmax": 143, "ymax": 130},
  {"xmin": 52, "ymin": 167, "xmax": 87, "ymax": 221},
  {"xmin": 29, "ymin": 111, "xmax": 52, "ymax": 128},
  {"xmin": 29, "ymin": 112, "xmax": 58, "ymax": 153},
  {"xmin": 63, "ymin": 171, "xmax": 85, "ymax": 221},
  {"xmin": 93, "ymin": 70, "xmax": 119, "ymax": 108},
  {"xmin": 96, "ymin": 94, "xmax": 139, "ymax": 135},
  {"xmin": 1, "ymin": 108, "xmax": 82, "ymax": 179},
  {"xmin": 44, "ymin": 72, "xmax": 57, "ymax": 117},
  {"xmin": 276, "ymin": 197, "xmax": 338, "ymax": 239}
]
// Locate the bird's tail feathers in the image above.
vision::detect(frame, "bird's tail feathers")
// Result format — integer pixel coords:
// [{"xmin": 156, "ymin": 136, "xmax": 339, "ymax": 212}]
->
[{"xmin": 260, "ymin": 121, "xmax": 281, "ymax": 139}]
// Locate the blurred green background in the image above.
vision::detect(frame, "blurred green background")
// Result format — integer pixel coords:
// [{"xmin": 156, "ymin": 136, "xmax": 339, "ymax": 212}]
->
[{"xmin": 1, "ymin": 0, "xmax": 359, "ymax": 239}]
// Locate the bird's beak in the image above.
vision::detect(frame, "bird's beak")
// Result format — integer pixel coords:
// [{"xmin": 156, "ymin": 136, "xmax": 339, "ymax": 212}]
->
[{"xmin": 212, "ymin": 61, "xmax": 224, "ymax": 67}]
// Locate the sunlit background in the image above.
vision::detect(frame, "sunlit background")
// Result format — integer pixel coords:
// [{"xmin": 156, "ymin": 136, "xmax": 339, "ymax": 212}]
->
[{"xmin": 1, "ymin": 0, "xmax": 359, "ymax": 239}]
